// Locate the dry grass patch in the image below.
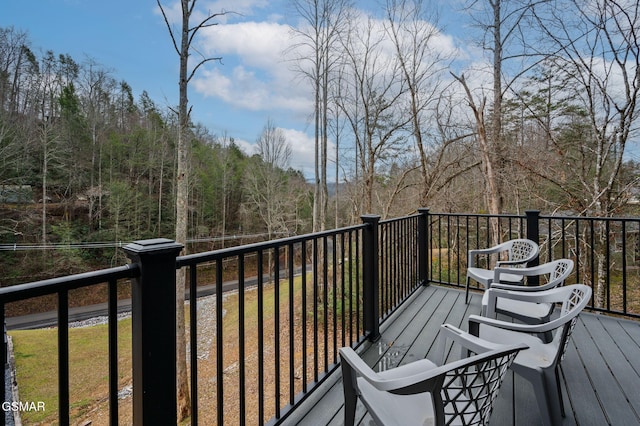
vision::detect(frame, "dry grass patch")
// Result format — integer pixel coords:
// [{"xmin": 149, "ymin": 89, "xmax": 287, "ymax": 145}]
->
[{"xmin": 9, "ymin": 273, "xmax": 359, "ymax": 425}]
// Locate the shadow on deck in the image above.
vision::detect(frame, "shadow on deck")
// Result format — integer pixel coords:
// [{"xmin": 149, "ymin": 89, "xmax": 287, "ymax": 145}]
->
[{"xmin": 284, "ymin": 285, "xmax": 640, "ymax": 425}]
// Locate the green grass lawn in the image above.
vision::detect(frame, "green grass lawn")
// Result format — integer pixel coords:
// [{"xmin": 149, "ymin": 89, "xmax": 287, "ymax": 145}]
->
[{"xmin": 9, "ymin": 318, "xmax": 132, "ymax": 424}]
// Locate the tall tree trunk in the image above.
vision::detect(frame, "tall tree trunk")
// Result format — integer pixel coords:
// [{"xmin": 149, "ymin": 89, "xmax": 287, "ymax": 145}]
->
[
  {"xmin": 453, "ymin": 73, "xmax": 500, "ymax": 242},
  {"xmin": 41, "ymin": 122, "xmax": 49, "ymax": 253},
  {"xmin": 491, "ymin": 0, "xmax": 503, "ymax": 216},
  {"xmin": 159, "ymin": 0, "xmax": 226, "ymax": 417},
  {"xmin": 175, "ymin": 1, "xmax": 191, "ymax": 419},
  {"xmin": 313, "ymin": 45, "xmax": 321, "ymax": 232}
]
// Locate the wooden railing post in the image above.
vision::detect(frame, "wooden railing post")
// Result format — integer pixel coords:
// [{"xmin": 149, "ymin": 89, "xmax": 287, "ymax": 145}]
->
[
  {"xmin": 123, "ymin": 238, "xmax": 183, "ymax": 426},
  {"xmin": 526, "ymin": 210, "xmax": 541, "ymax": 286},
  {"xmin": 361, "ymin": 214, "xmax": 381, "ymax": 342},
  {"xmin": 418, "ymin": 208, "xmax": 430, "ymax": 287}
]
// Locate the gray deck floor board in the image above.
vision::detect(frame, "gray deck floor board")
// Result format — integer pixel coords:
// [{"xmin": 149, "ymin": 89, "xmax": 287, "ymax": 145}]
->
[{"xmin": 285, "ymin": 285, "xmax": 640, "ymax": 425}]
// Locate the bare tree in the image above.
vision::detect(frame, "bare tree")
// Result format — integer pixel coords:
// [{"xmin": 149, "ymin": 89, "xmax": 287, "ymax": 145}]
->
[
  {"xmin": 452, "ymin": 0, "xmax": 540, "ymax": 241},
  {"xmin": 289, "ymin": 0, "xmax": 352, "ymax": 231},
  {"xmin": 337, "ymin": 12, "xmax": 411, "ymax": 215},
  {"xmin": 35, "ymin": 51, "xmax": 68, "ymax": 255},
  {"xmin": 244, "ymin": 119, "xmax": 294, "ymax": 239},
  {"xmin": 79, "ymin": 59, "xmax": 115, "ymax": 229},
  {"xmin": 157, "ymin": 0, "xmax": 227, "ymax": 419},
  {"xmin": 530, "ymin": 0, "xmax": 640, "ymax": 307},
  {"xmin": 0, "ymin": 27, "xmax": 33, "ymax": 114},
  {"xmin": 385, "ymin": 0, "xmax": 475, "ymax": 208}
]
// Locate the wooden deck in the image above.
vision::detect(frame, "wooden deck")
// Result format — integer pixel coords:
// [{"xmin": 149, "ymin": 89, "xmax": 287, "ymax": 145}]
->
[{"xmin": 285, "ymin": 285, "xmax": 640, "ymax": 425}]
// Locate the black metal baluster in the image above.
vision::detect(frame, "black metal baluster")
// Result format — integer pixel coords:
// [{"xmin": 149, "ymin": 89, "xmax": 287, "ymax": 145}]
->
[
  {"xmin": 274, "ymin": 246, "xmax": 281, "ymax": 419},
  {"xmin": 1, "ymin": 303, "xmax": 6, "ymax": 426},
  {"xmin": 606, "ymin": 221, "xmax": 611, "ymax": 311},
  {"xmin": 340, "ymin": 233, "xmax": 346, "ymax": 348},
  {"xmin": 322, "ymin": 237, "xmax": 328, "ymax": 372},
  {"xmin": 312, "ymin": 238, "xmax": 319, "ymax": 382},
  {"xmin": 239, "ymin": 254, "xmax": 246, "ymax": 424},
  {"xmin": 189, "ymin": 265, "xmax": 198, "ymax": 426},
  {"xmin": 355, "ymin": 231, "xmax": 361, "ymax": 340},
  {"xmin": 108, "ymin": 278, "xmax": 119, "ymax": 426},
  {"xmin": 257, "ymin": 250, "xmax": 265, "ymax": 425},
  {"xmin": 58, "ymin": 290, "xmax": 69, "ymax": 426},
  {"xmin": 331, "ymin": 235, "xmax": 337, "ymax": 364},
  {"xmin": 301, "ymin": 242, "xmax": 307, "ymax": 393},
  {"xmin": 288, "ymin": 243, "xmax": 295, "ymax": 406},
  {"xmin": 216, "ymin": 260, "xmax": 224, "ymax": 425},
  {"xmin": 347, "ymin": 231, "xmax": 354, "ymax": 346}
]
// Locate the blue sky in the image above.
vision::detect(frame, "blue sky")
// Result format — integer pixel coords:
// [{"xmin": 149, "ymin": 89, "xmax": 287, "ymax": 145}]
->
[{"xmin": 0, "ymin": 0, "xmax": 464, "ymax": 177}]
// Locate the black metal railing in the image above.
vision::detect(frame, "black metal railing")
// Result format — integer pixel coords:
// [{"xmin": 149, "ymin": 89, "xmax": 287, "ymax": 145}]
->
[
  {"xmin": 0, "ymin": 263, "xmax": 139, "ymax": 426},
  {"xmin": 2, "ymin": 208, "xmax": 639, "ymax": 425},
  {"xmin": 426, "ymin": 210, "xmax": 640, "ymax": 319},
  {"xmin": 175, "ymin": 212, "xmax": 428, "ymax": 425}
]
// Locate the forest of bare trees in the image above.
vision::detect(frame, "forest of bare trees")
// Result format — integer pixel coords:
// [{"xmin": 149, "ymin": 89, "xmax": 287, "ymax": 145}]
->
[{"xmin": 2, "ymin": 0, "xmax": 639, "ymax": 283}]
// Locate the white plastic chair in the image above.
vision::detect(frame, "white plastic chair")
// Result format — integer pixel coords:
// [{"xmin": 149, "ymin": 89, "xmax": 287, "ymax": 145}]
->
[
  {"xmin": 339, "ymin": 324, "xmax": 527, "ymax": 426},
  {"xmin": 481, "ymin": 259, "xmax": 574, "ymax": 324},
  {"xmin": 465, "ymin": 238, "xmax": 539, "ymax": 303},
  {"xmin": 469, "ymin": 284, "xmax": 592, "ymax": 426}
]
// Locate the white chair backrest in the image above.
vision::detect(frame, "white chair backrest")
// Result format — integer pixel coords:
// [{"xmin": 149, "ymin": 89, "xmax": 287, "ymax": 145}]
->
[
  {"xmin": 551, "ymin": 284, "xmax": 592, "ymax": 361},
  {"xmin": 507, "ymin": 239, "xmax": 539, "ymax": 263},
  {"xmin": 436, "ymin": 345, "xmax": 524, "ymax": 425},
  {"xmin": 548, "ymin": 259, "xmax": 573, "ymax": 285}
]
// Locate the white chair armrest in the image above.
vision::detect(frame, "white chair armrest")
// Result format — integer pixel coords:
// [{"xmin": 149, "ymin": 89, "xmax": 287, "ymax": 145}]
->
[
  {"xmin": 492, "ymin": 264, "xmax": 544, "ymax": 281},
  {"xmin": 439, "ymin": 323, "xmax": 504, "ymax": 354},
  {"xmin": 489, "ymin": 284, "xmax": 572, "ymax": 300},
  {"xmin": 469, "ymin": 247, "xmax": 502, "ymax": 256},
  {"xmin": 469, "ymin": 314, "xmax": 550, "ymax": 334},
  {"xmin": 495, "ymin": 259, "xmax": 526, "ymax": 267},
  {"xmin": 490, "ymin": 281, "xmax": 558, "ymax": 292},
  {"xmin": 340, "ymin": 340, "xmax": 526, "ymax": 396},
  {"xmin": 339, "ymin": 347, "xmax": 440, "ymax": 393},
  {"xmin": 468, "ymin": 244, "xmax": 505, "ymax": 268},
  {"xmin": 490, "ymin": 282, "xmax": 539, "ymax": 291}
]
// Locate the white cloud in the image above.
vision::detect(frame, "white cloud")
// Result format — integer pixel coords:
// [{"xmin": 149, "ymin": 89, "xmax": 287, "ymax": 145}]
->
[
  {"xmin": 232, "ymin": 137, "xmax": 258, "ymax": 156},
  {"xmin": 233, "ymin": 127, "xmax": 317, "ymax": 178},
  {"xmin": 192, "ymin": 21, "xmax": 312, "ymax": 113},
  {"xmin": 281, "ymin": 127, "xmax": 316, "ymax": 175}
]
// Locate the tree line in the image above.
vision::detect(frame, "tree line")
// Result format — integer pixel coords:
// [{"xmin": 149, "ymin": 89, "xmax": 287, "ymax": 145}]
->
[
  {"xmin": 2, "ymin": 0, "xmax": 640, "ymax": 277},
  {"xmin": 0, "ymin": 26, "xmax": 311, "ymax": 281}
]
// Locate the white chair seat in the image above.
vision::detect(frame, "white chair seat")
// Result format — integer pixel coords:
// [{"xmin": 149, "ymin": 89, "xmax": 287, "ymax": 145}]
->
[
  {"xmin": 475, "ymin": 322, "xmax": 556, "ymax": 369},
  {"xmin": 358, "ymin": 376, "xmax": 480, "ymax": 426},
  {"xmin": 465, "ymin": 239, "xmax": 539, "ymax": 303},
  {"xmin": 480, "ymin": 259, "xmax": 574, "ymax": 329},
  {"xmin": 481, "ymin": 291, "xmax": 552, "ymax": 320},
  {"xmin": 357, "ymin": 378, "xmax": 436, "ymax": 426},
  {"xmin": 357, "ymin": 358, "xmax": 439, "ymax": 426},
  {"xmin": 467, "ymin": 267, "xmax": 524, "ymax": 286}
]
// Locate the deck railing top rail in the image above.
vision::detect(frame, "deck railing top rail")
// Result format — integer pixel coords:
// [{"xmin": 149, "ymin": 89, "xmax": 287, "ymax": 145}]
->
[{"xmin": 0, "ymin": 264, "xmax": 139, "ymax": 303}]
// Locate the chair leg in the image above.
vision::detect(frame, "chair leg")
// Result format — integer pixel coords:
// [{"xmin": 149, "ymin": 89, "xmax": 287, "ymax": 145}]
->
[
  {"xmin": 555, "ymin": 366, "xmax": 565, "ymax": 417},
  {"xmin": 340, "ymin": 362, "xmax": 358, "ymax": 426},
  {"xmin": 530, "ymin": 370, "xmax": 563, "ymax": 426}
]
